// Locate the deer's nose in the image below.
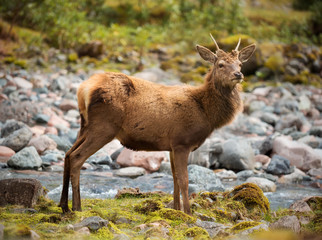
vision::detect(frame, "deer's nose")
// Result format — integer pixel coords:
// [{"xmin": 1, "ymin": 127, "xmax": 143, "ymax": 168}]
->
[{"xmin": 234, "ymin": 72, "xmax": 243, "ymax": 79}]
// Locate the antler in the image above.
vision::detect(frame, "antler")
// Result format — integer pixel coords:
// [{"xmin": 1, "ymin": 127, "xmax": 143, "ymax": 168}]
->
[
  {"xmin": 235, "ymin": 37, "xmax": 241, "ymax": 51},
  {"xmin": 209, "ymin": 33, "xmax": 220, "ymax": 51}
]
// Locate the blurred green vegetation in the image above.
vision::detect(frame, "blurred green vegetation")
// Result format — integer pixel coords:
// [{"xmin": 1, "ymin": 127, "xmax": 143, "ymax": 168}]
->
[{"xmin": 0, "ymin": 0, "xmax": 320, "ymax": 54}]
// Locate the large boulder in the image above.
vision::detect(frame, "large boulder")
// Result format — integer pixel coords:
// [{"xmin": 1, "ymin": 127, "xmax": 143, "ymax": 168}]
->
[
  {"xmin": 116, "ymin": 148, "xmax": 167, "ymax": 173},
  {"xmin": 0, "ymin": 178, "xmax": 45, "ymax": 207},
  {"xmin": 269, "ymin": 215, "xmax": 301, "ymax": 234},
  {"xmin": 272, "ymin": 136, "xmax": 322, "ymax": 171},
  {"xmin": 7, "ymin": 146, "xmax": 42, "ymax": 170},
  {"xmin": 1, "ymin": 126, "xmax": 32, "ymax": 152},
  {"xmin": 188, "ymin": 165, "xmax": 224, "ymax": 193},
  {"xmin": 218, "ymin": 139, "xmax": 255, "ymax": 171}
]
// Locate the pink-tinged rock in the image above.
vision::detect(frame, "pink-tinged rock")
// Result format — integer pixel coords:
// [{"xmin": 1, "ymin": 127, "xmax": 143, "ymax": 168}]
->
[
  {"xmin": 306, "ymin": 108, "xmax": 320, "ymax": 120},
  {"xmin": 30, "ymin": 125, "xmax": 46, "ymax": 137},
  {"xmin": 117, "ymin": 148, "xmax": 167, "ymax": 172},
  {"xmin": 102, "ymin": 140, "xmax": 123, "ymax": 155},
  {"xmin": 12, "ymin": 77, "xmax": 33, "ymax": 89},
  {"xmin": 48, "ymin": 114, "xmax": 70, "ymax": 128},
  {"xmin": 44, "ymin": 126, "xmax": 58, "ymax": 135},
  {"xmin": 0, "ymin": 93, "xmax": 8, "ymax": 101},
  {"xmin": 314, "ymin": 119, "xmax": 322, "ymax": 126},
  {"xmin": 28, "ymin": 135, "xmax": 57, "ymax": 154},
  {"xmin": 272, "ymin": 136, "xmax": 322, "ymax": 171},
  {"xmin": 252, "ymin": 87, "xmax": 272, "ymax": 97},
  {"xmin": 254, "ymin": 154, "xmax": 271, "ymax": 167},
  {"xmin": 59, "ymin": 99, "xmax": 78, "ymax": 111},
  {"xmin": 0, "ymin": 146, "xmax": 15, "ymax": 163}
]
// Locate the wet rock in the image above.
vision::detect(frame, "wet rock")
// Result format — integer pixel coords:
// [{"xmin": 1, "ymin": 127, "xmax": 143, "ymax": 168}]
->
[
  {"xmin": 269, "ymin": 215, "xmax": 301, "ymax": 233},
  {"xmin": 188, "ymin": 165, "xmax": 224, "ymax": 192},
  {"xmin": 33, "ymin": 114, "xmax": 50, "ymax": 124},
  {"xmin": 266, "ymin": 155, "xmax": 293, "ymax": 176},
  {"xmin": 115, "ymin": 167, "xmax": 146, "ymax": 178},
  {"xmin": 28, "ymin": 135, "xmax": 57, "ymax": 154},
  {"xmin": 0, "ymin": 178, "xmax": 44, "ymax": 207},
  {"xmin": 0, "ymin": 146, "xmax": 15, "ymax": 163},
  {"xmin": 116, "ymin": 148, "xmax": 167, "ymax": 172},
  {"xmin": 218, "ymin": 139, "xmax": 255, "ymax": 171},
  {"xmin": 12, "ymin": 77, "xmax": 33, "ymax": 89},
  {"xmin": 2, "ymin": 126, "xmax": 33, "ymax": 152},
  {"xmin": 272, "ymin": 136, "xmax": 322, "ymax": 171},
  {"xmin": 7, "ymin": 146, "xmax": 42, "ymax": 169},
  {"xmin": 194, "ymin": 219, "xmax": 230, "ymax": 238},
  {"xmin": 246, "ymin": 177, "xmax": 276, "ymax": 192},
  {"xmin": 278, "ymin": 167, "xmax": 306, "ymax": 184},
  {"xmin": 214, "ymin": 169, "xmax": 237, "ymax": 181},
  {"xmin": 73, "ymin": 216, "xmax": 108, "ymax": 231},
  {"xmin": 46, "ymin": 134, "xmax": 72, "ymax": 152}
]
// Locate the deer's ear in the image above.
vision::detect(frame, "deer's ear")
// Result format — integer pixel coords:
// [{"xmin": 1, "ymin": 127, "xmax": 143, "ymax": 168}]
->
[
  {"xmin": 239, "ymin": 44, "xmax": 256, "ymax": 63},
  {"xmin": 196, "ymin": 45, "xmax": 217, "ymax": 63}
]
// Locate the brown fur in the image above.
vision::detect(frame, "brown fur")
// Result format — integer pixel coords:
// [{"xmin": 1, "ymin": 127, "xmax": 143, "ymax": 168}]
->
[{"xmin": 59, "ymin": 40, "xmax": 256, "ymax": 215}]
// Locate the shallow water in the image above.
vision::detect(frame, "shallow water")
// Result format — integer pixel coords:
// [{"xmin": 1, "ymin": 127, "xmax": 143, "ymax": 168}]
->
[{"xmin": 1, "ymin": 168, "xmax": 321, "ymax": 210}]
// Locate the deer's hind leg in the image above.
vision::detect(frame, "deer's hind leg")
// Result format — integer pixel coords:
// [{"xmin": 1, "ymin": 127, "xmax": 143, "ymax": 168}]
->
[{"xmin": 170, "ymin": 151, "xmax": 181, "ymax": 210}]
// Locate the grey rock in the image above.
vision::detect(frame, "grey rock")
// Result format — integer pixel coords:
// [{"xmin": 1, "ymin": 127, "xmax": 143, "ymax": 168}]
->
[
  {"xmin": 0, "ymin": 178, "xmax": 44, "ymax": 207},
  {"xmin": 239, "ymin": 223, "xmax": 269, "ymax": 235},
  {"xmin": 309, "ymin": 126, "xmax": 322, "ymax": 138},
  {"xmin": 215, "ymin": 170, "xmax": 237, "ymax": 180},
  {"xmin": 266, "ymin": 155, "xmax": 294, "ymax": 176},
  {"xmin": 1, "ymin": 119, "xmax": 26, "ymax": 138},
  {"xmin": 7, "ymin": 146, "xmax": 42, "ymax": 169},
  {"xmin": 194, "ymin": 219, "xmax": 230, "ymax": 238},
  {"xmin": 188, "ymin": 164, "xmax": 224, "ymax": 192},
  {"xmin": 46, "ymin": 134, "xmax": 72, "ymax": 152},
  {"xmin": 285, "ymin": 65, "xmax": 298, "ymax": 76},
  {"xmin": 115, "ymin": 167, "xmax": 146, "ymax": 178},
  {"xmin": 270, "ymin": 215, "xmax": 301, "ymax": 233},
  {"xmin": 159, "ymin": 162, "xmax": 172, "ymax": 175},
  {"xmin": 66, "ymin": 129, "xmax": 78, "ymax": 144},
  {"xmin": 73, "ymin": 216, "xmax": 108, "ymax": 231},
  {"xmin": 258, "ymin": 134, "xmax": 276, "ymax": 155},
  {"xmin": 275, "ymin": 114, "xmax": 304, "ymax": 132},
  {"xmin": 218, "ymin": 139, "xmax": 255, "ymax": 171},
  {"xmin": 246, "ymin": 177, "xmax": 276, "ymax": 192},
  {"xmin": 274, "ymin": 99, "xmax": 299, "ymax": 114},
  {"xmin": 249, "ymin": 100, "xmax": 266, "ymax": 114},
  {"xmin": 236, "ymin": 170, "xmax": 255, "ymax": 180},
  {"xmin": 259, "ymin": 112, "xmax": 279, "ymax": 126},
  {"xmin": 282, "ymin": 167, "xmax": 306, "ymax": 183},
  {"xmin": 290, "ymin": 131, "xmax": 308, "ymax": 140},
  {"xmin": 298, "ymin": 135, "xmax": 322, "ymax": 148},
  {"xmin": 0, "ymin": 78, "xmax": 7, "ymax": 87},
  {"xmin": 2, "ymin": 127, "xmax": 32, "ymax": 152},
  {"xmin": 110, "ymin": 147, "xmax": 124, "ymax": 161},
  {"xmin": 50, "ymin": 76, "xmax": 68, "ymax": 91},
  {"xmin": 33, "ymin": 114, "xmax": 50, "ymax": 124},
  {"xmin": 307, "ymin": 168, "xmax": 322, "ymax": 178},
  {"xmin": 298, "ymin": 95, "xmax": 311, "ymax": 111},
  {"xmin": 0, "ymin": 224, "xmax": 3, "ymax": 240}
]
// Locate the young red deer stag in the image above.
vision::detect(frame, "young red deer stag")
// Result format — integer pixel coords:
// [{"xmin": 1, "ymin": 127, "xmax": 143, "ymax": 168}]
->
[{"xmin": 59, "ymin": 35, "xmax": 256, "ymax": 215}]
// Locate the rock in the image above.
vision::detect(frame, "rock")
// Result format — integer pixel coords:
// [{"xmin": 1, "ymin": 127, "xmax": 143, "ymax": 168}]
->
[
  {"xmin": 33, "ymin": 114, "xmax": 50, "ymax": 124},
  {"xmin": 114, "ymin": 167, "xmax": 146, "ymax": 178},
  {"xmin": 133, "ymin": 67, "xmax": 180, "ymax": 85},
  {"xmin": 239, "ymin": 223, "xmax": 269, "ymax": 236},
  {"xmin": 290, "ymin": 196, "xmax": 321, "ymax": 212},
  {"xmin": 28, "ymin": 135, "xmax": 57, "ymax": 154},
  {"xmin": 309, "ymin": 126, "xmax": 322, "ymax": 137},
  {"xmin": 249, "ymin": 100, "xmax": 266, "ymax": 114},
  {"xmin": 188, "ymin": 165, "xmax": 224, "ymax": 192},
  {"xmin": 252, "ymin": 87, "xmax": 272, "ymax": 97},
  {"xmin": 214, "ymin": 169, "xmax": 237, "ymax": 181},
  {"xmin": 272, "ymin": 136, "xmax": 322, "ymax": 171},
  {"xmin": 76, "ymin": 227, "xmax": 90, "ymax": 235},
  {"xmin": 0, "ymin": 146, "xmax": 15, "ymax": 163},
  {"xmin": 47, "ymin": 114, "xmax": 70, "ymax": 129},
  {"xmin": 2, "ymin": 126, "xmax": 33, "ymax": 152},
  {"xmin": 46, "ymin": 134, "xmax": 72, "ymax": 152},
  {"xmin": 278, "ymin": 167, "xmax": 306, "ymax": 184},
  {"xmin": 50, "ymin": 76, "xmax": 68, "ymax": 91},
  {"xmin": 275, "ymin": 114, "xmax": 304, "ymax": 132},
  {"xmin": 218, "ymin": 139, "xmax": 255, "ymax": 171},
  {"xmin": 78, "ymin": 40, "xmax": 104, "ymax": 58},
  {"xmin": 116, "ymin": 148, "xmax": 167, "ymax": 172},
  {"xmin": 269, "ymin": 215, "xmax": 301, "ymax": 233},
  {"xmin": 7, "ymin": 146, "xmax": 42, "ymax": 169},
  {"xmin": 73, "ymin": 216, "xmax": 108, "ymax": 231},
  {"xmin": 245, "ymin": 177, "xmax": 276, "ymax": 192},
  {"xmin": 194, "ymin": 219, "xmax": 230, "ymax": 238},
  {"xmin": 1, "ymin": 119, "xmax": 26, "ymax": 137},
  {"xmin": 0, "ymin": 224, "xmax": 3, "ymax": 240},
  {"xmin": 12, "ymin": 77, "xmax": 33, "ymax": 89},
  {"xmin": 266, "ymin": 155, "xmax": 293, "ymax": 176},
  {"xmin": 236, "ymin": 170, "xmax": 255, "ymax": 180},
  {"xmin": 298, "ymin": 95, "xmax": 311, "ymax": 111},
  {"xmin": 298, "ymin": 135, "xmax": 322, "ymax": 149},
  {"xmin": 259, "ymin": 112, "xmax": 279, "ymax": 126},
  {"xmin": 258, "ymin": 134, "xmax": 275, "ymax": 155},
  {"xmin": 30, "ymin": 230, "xmax": 40, "ymax": 240},
  {"xmin": 0, "ymin": 178, "xmax": 44, "ymax": 207},
  {"xmin": 59, "ymin": 99, "xmax": 78, "ymax": 111},
  {"xmin": 254, "ymin": 154, "xmax": 271, "ymax": 167},
  {"xmin": 307, "ymin": 168, "xmax": 322, "ymax": 178},
  {"xmin": 159, "ymin": 162, "xmax": 172, "ymax": 175}
]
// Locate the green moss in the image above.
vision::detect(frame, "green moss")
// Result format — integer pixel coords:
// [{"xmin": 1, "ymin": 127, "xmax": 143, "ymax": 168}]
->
[
  {"xmin": 264, "ymin": 53, "xmax": 284, "ymax": 72},
  {"xmin": 230, "ymin": 221, "xmax": 261, "ymax": 233},
  {"xmin": 134, "ymin": 199, "xmax": 164, "ymax": 214},
  {"xmin": 181, "ymin": 72, "xmax": 203, "ymax": 84},
  {"xmin": 225, "ymin": 183, "xmax": 270, "ymax": 216},
  {"xmin": 219, "ymin": 34, "xmax": 256, "ymax": 51},
  {"xmin": 184, "ymin": 226, "xmax": 210, "ymax": 239},
  {"xmin": 95, "ymin": 227, "xmax": 114, "ymax": 239},
  {"xmin": 4, "ymin": 56, "xmax": 15, "ymax": 63},
  {"xmin": 68, "ymin": 53, "xmax": 78, "ymax": 62},
  {"xmin": 14, "ymin": 59, "xmax": 27, "ymax": 68},
  {"xmin": 158, "ymin": 208, "xmax": 196, "ymax": 224}
]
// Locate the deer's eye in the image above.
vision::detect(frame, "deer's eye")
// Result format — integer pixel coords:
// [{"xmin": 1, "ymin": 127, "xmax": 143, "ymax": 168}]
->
[{"xmin": 219, "ymin": 63, "xmax": 224, "ymax": 68}]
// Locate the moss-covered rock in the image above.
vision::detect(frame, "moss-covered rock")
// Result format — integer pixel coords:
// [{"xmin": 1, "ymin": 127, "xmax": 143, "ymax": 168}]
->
[
  {"xmin": 158, "ymin": 208, "xmax": 196, "ymax": 223},
  {"xmin": 230, "ymin": 221, "xmax": 261, "ymax": 233},
  {"xmin": 184, "ymin": 226, "xmax": 210, "ymax": 239},
  {"xmin": 134, "ymin": 199, "xmax": 164, "ymax": 214}
]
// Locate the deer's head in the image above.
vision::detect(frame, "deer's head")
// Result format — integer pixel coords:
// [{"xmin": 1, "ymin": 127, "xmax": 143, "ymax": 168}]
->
[{"xmin": 196, "ymin": 34, "xmax": 256, "ymax": 89}]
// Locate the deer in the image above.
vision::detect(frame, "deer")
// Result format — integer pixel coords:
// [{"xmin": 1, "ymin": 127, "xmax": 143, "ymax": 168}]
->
[{"xmin": 59, "ymin": 34, "xmax": 256, "ymax": 215}]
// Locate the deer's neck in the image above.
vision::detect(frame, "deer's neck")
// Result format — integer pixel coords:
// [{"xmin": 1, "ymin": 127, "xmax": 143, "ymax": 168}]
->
[{"xmin": 193, "ymin": 71, "xmax": 242, "ymax": 130}]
